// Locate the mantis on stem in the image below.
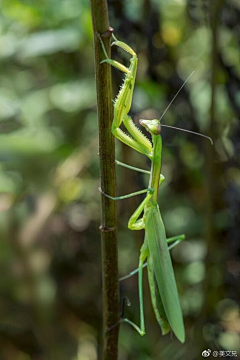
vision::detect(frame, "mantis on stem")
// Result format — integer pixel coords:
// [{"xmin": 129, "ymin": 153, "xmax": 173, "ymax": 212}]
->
[{"xmin": 98, "ymin": 32, "xmax": 212, "ymax": 343}]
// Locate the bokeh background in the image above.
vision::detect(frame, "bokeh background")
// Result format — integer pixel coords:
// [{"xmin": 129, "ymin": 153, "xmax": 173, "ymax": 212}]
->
[{"xmin": 0, "ymin": 0, "xmax": 239, "ymax": 359}]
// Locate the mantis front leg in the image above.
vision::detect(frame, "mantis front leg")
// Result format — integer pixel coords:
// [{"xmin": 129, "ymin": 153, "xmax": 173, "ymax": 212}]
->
[{"xmin": 98, "ymin": 33, "xmax": 153, "ymax": 158}]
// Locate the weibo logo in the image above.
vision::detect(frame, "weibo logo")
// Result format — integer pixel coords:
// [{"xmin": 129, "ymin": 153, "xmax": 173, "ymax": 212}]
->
[{"xmin": 202, "ymin": 349, "xmax": 211, "ymax": 357}]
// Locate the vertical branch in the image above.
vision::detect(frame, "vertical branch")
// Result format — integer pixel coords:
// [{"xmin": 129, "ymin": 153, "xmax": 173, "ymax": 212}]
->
[{"xmin": 90, "ymin": 1, "xmax": 119, "ymax": 360}]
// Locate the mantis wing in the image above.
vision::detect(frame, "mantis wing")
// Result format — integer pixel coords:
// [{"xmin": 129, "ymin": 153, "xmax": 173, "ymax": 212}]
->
[
  {"xmin": 147, "ymin": 255, "xmax": 170, "ymax": 335},
  {"xmin": 146, "ymin": 206, "xmax": 185, "ymax": 343}
]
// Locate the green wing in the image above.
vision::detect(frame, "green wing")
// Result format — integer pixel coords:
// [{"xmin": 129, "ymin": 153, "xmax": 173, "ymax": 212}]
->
[
  {"xmin": 147, "ymin": 255, "xmax": 171, "ymax": 335},
  {"xmin": 146, "ymin": 206, "xmax": 185, "ymax": 343}
]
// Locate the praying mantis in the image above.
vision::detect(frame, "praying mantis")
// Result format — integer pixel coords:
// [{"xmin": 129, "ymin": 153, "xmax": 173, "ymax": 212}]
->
[{"xmin": 98, "ymin": 32, "xmax": 212, "ymax": 343}]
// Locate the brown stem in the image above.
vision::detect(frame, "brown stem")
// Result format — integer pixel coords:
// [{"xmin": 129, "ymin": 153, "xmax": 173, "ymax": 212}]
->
[{"xmin": 90, "ymin": 1, "xmax": 119, "ymax": 359}]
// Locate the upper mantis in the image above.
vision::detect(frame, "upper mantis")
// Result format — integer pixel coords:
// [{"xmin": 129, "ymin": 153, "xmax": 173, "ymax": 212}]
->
[{"xmin": 98, "ymin": 33, "xmax": 212, "ymax": 343}]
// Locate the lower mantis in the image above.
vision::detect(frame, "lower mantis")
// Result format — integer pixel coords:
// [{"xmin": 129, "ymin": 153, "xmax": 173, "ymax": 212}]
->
[{"xmin": 98, "ymin": 33, "xmax": 211, "ymax": 343}]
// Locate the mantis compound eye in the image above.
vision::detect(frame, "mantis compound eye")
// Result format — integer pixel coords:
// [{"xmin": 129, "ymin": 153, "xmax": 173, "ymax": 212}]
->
[
  {"xmin": 139, "ymin": 119, "xmax": 161, "ymax": 135},
  {"xmin": 157, "ymin": 123, "xmax": 161, "ymax": 134}
]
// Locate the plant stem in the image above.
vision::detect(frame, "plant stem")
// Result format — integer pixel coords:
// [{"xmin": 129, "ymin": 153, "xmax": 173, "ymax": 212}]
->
[{"xmin": 90, "ymin": 2, "xmax": 119, "ymax": 359}]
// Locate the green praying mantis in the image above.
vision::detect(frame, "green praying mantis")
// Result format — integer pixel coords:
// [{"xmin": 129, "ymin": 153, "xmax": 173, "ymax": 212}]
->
[{"xmin": 98, "ymin": 33, "xmax": 212, "ymax": 343}]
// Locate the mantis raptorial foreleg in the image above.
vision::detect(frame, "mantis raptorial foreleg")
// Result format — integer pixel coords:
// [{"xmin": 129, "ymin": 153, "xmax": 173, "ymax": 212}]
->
[{"xmin": 98, "ymin": 33, "xmax": 153, "ymax": 159}]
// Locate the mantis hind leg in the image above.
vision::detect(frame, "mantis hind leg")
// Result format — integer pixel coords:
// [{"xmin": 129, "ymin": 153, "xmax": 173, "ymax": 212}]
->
[
  {"xmin": 167, "ymin": 234, "xmax": 185, "ymax": 251},
  {"xmin": 119, "ymin": 234, "xmax": 186, "ymax": 281},
  {"xmin": 167, "ymin": 234, "xmax": 185, "ymax": 243},
  {"xmin": 122, "ymin": 242, "xmax": 149, "ymax": 336}
]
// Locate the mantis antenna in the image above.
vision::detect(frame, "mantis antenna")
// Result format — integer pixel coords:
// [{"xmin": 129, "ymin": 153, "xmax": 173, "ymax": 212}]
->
[
  {"xmin": 159, "ymin": 71, "xmax": 213, "ymax": 145},
  {"xmin": 159, "ymin": 71, "xmax": 195, "ymax": 122},
  {"xmin": 160, "ymin": 124, "xmax": 213, "ymax": 145}
]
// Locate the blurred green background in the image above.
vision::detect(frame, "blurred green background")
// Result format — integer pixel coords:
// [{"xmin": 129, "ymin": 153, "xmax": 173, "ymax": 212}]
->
[{"xmin": 0, "ymin": 0, "xmax": 240, "ymax": 359}]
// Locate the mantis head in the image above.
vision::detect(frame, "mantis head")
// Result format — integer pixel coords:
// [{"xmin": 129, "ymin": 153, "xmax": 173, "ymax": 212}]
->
[{"xmin": 139, "ymin": 119, "xmax": 161, "ymax": 136}]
